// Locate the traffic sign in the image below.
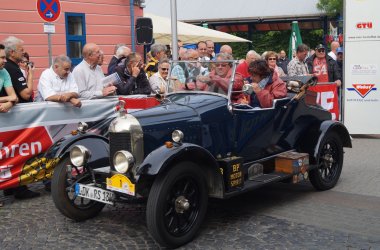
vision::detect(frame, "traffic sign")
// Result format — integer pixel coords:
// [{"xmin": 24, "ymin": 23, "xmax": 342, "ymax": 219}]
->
[{"xmin": 37, "ymin": 0, "xmax": 61, "ymax": 22}]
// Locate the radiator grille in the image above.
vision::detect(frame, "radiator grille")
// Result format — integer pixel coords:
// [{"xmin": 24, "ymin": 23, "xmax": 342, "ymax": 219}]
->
[{"xmin": 109, "ymin": 132, "xmax": 131, "ymax": 169}]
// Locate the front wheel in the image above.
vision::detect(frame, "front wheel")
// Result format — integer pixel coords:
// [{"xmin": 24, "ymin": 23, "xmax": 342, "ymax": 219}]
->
[
  {"xmin": 146, "ymin": 162, "xmax": 208, "ymax": 248},
  {"xmin": 309, "ymin": 132, "xmax": 344, "ymax": 191},
  {"xmin": 51, "ymin": 156, "xmax": 105, "ymax": 221}
]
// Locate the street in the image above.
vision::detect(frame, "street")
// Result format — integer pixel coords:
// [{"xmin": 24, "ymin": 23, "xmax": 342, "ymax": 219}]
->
[{"xmin": 1, "ymin": 135, "xmax": 379, "ymax": 249}]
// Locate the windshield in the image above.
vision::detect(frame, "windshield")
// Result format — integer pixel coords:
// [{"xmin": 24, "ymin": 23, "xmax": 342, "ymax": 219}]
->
[{"xmin": 166, "ymin": 60, "xmax": 240, "ymax": 99}]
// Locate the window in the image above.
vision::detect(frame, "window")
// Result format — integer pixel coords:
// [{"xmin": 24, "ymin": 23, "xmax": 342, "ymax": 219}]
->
[{"xmin": 65, "ymin": 13, "xmax": 86, "ymax": 66}]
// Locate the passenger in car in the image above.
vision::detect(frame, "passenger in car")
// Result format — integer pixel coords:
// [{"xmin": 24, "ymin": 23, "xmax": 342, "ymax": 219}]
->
[
  {"xmin": 114, "ymin": 53, "xmax": 152, "ymax": 95},
  {"xmin": 247, "ymin": 59, "xmax": 287, "ymax": 108}
]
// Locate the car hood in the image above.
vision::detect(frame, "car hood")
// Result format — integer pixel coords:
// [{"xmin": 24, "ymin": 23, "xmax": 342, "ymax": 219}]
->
[{"xmin": 131, "ymin": 93, "xmax": 228, "ymax": 153}]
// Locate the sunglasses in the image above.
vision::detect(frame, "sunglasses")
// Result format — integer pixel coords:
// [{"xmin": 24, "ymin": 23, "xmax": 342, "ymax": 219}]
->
[
  {"xmin": 317, "ymin": 49, "xmax": 325, "ymax": 52},
  {"xmin": 215, "ymin": 63, "xmax": 228, "ymax": 68},
  {"xmin": 267, "ymin": 57, "xmax": 277, "ymax": 61},
  {"xmin": 160, "ymin": 68, "xmax": 169, "ymax": 71}
]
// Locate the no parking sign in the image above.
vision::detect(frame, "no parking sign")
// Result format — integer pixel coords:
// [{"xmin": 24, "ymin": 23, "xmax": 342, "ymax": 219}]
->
[{"xmin": 37, "ymin": 0, "xmax": 61, "ymax": 22}]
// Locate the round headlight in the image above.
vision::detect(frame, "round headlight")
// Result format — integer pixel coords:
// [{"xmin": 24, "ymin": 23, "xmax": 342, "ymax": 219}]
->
[
  {"xmin": 70, "ymin": 145, "xmax": 91, "ymax": 167},
  {"xmin": 113, "ymin": 151, "xmax": 135, "ymax": 174},
  {"xmin": 172, "ymin": 130, "xmax": 184, "ymax": 143},
  {"xmin": 77, "ymin": 122, "xmax": 89, "ymax": 133}
]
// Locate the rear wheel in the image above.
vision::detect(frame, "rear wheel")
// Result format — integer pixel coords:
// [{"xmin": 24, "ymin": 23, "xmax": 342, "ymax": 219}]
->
[
  {"xmin": 146, "ymin": 162, "xmax": 208, "ymax": 248},
  {"xmin": 309, "ymin": 132, "xmax": 343, "ymax": 190},
  {"xmin": 51, "ymin": 156, "xmax": 105, "ymax": 221}
]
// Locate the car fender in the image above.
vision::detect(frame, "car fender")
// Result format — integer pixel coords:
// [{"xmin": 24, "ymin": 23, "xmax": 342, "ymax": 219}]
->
[
  {"xmin": 137, "ymin": 143, "xmax": 224, "ymax": 197},
  {"xmin": 44, "ymin": 133, "xmax": 110, "ymax": 169},
  {"xmin": 314, "ymin": 120, "xmax": 352, "ymax": 159}
]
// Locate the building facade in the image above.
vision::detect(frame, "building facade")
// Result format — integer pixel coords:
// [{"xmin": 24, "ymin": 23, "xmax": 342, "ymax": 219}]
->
[{"xmin": 0, "ymin": 0, "xmax": 144, "ymax": 90}]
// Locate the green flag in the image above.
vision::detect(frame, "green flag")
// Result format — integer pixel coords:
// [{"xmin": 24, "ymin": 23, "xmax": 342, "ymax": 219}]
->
[{"xmin": 288, "ymin": 21, "xmax": 303, "ymax": 60}]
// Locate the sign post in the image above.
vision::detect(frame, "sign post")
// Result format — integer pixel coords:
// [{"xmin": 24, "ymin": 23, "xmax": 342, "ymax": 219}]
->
[{"xmin": 37, "ymin": 0, "xmax": 61, "ymax": 67}]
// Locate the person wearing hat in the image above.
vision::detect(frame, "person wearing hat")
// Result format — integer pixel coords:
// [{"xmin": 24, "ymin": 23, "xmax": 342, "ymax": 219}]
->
[{"xmin": 306, "ymin": 44, "xmax": 341, "ymax": 86}]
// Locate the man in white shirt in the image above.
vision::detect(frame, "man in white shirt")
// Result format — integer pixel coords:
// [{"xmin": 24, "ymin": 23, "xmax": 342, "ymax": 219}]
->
[
  {"xmin": 36, "ymin": 55, "xmax": 81, "ymax": 107},
  {"xmin": 72, "ymin": 43, "xmax": 116, "ymax": 99},
  {"xmin": 328, "ymin": 41, "xmax": 340, "ymax": 61}
]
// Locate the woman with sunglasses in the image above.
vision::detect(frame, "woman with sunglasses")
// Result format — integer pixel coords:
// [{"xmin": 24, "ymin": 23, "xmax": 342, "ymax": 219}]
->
[
  {"xmin": 149, "ymin": 58, "xmax": 171, "ymax": 94},
  {"xmin": 265, "ymin": 51, "xmax": 286, "ymax": 77}
]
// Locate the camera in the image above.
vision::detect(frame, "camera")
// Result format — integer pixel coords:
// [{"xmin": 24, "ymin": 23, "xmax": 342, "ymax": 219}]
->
[{"xmin": 27, "ymin": 62, "xmax": 34, "ymax": 68}]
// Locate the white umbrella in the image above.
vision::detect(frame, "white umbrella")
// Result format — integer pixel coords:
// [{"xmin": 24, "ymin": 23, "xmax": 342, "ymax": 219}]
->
[{"xmin": 144, "ymin": 13, "xmax": 251, "ymax": 44}]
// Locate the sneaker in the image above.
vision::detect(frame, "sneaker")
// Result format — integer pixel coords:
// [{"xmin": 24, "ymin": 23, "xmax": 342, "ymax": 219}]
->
[{"xmin": 14, "ymin": 189, "xmax": 40, "ymax": 199}]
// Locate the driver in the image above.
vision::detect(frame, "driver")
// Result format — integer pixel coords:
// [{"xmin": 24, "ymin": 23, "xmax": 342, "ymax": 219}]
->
[{"xmin": 193, "ymin": 53, "xmax": 245, "ymax": 102}]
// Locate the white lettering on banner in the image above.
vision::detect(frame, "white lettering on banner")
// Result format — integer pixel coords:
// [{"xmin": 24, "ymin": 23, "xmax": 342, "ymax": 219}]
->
[
  {"xmin": 0, "ymin": 141, "xmax": 42, "ymax": 160},
  {"xmin": 317, "ymin": 91, "xmax": 336, "ymax": 120}
]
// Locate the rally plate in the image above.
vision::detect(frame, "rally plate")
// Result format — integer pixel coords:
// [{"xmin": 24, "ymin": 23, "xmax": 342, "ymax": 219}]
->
[{"xmin": 106, "ymin": 174, "xmax": 135, "ymax": 196}]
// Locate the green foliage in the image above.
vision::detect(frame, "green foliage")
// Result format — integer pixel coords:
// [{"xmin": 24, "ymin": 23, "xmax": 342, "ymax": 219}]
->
[
  {"xmin": 229, "ymin": 29, "xmax": 324, "ymax": 59},
  {"xmin": 317, "ymin": 0, "xmax": 343, "ymax": 17}
]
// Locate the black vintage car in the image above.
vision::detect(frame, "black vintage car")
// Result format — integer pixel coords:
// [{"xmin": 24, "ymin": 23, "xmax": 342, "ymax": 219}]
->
[{"xmin": 50, "ymin": 60, "xmax": 351, "ymax": 248}]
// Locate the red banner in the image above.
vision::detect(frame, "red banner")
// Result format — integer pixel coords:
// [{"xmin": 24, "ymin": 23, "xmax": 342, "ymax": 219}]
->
[
  {"xmin": 309, "ymin": 83, "xmax": 339, "ymax": 120},
  {"xmin": 0, "ymin": 127, "xmax": 53, "ymax": 189}
]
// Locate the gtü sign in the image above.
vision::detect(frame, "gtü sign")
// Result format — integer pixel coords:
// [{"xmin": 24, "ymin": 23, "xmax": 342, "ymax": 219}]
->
[{"xmin": 356, "ymin": 22, "xmax": 373, "ymax": 29}]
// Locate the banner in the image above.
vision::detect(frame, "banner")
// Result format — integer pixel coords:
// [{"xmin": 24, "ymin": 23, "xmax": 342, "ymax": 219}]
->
[
  {"xmin": 344, "ymin": 0, "xmax": 380, "ymax": 134},
  {"xmin": 0, "ymin": 96, "xmax": 159, "ymax": 190},
  {"xmin": 309, "ymin": 83, "xmax": 339, "ymax": 120}
]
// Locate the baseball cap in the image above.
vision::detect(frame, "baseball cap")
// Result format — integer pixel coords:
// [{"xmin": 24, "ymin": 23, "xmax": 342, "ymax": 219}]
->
[
  {"xmin": 315, "ymin": 44, "xmax": 325, "ymax": 50},
  {"xmin": 336, "ymin": 47, "xmax": 343, "ymax": 54}
]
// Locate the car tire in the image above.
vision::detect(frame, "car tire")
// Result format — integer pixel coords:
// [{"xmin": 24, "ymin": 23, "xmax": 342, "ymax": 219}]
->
[
  {"xmin": 146, "ymin": 161, "xmax": 208, "ymax": 248},
  {"xmin": 309, "ymin": 132, "xmax": 343, "ymax": 191},
  {"xmin": 51, "ymin": 156, "xmax": 105, "ymax": 221}
]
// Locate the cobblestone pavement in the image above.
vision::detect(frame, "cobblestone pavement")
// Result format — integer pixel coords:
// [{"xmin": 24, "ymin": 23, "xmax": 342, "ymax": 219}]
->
[{"xmin": 1, "ymin": 136, "xmax": 379, "ymax": 249}]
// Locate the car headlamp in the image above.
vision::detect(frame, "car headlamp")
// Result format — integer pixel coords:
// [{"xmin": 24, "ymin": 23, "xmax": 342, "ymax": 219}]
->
[
  {"xmin": 70, "ymin": 145, "xmax": 91, "ymax": 167},
  {"xmin": 172, "ymin": 130, "xmax": 184, "ymax": 143},
  {"xmin": 77, "ymin": 122, "xmax": 89, "ymax": 133},
  {"xmin": 113, "ymin": 150, "xmax": 135, "ymax": 174}
]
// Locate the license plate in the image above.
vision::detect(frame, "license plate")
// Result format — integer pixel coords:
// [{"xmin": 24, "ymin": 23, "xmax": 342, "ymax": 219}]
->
[
  {"xmin": 106, "ymin": 174, "xmax": 135, "ymax": 196},
  {"xmin": 75, "ymin": 183, "xmax": 114, "ymax": 205}
]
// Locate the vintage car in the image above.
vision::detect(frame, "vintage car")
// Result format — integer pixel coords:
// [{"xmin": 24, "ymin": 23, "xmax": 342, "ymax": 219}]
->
[{"xmin": 50, "ymin": 60, "xmax": 351, "ymax": 248}]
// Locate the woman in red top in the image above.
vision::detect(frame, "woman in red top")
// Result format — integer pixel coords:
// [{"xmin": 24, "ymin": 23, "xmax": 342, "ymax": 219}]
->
[{"xmin": 247, "ymin": 59, "xmax": 287, "ymax": 108}]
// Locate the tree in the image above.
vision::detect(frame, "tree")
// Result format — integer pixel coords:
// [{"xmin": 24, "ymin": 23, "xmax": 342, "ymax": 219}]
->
[{"xmin": 317, "ymin": 0, "xmax": 343, "ymax": 17}]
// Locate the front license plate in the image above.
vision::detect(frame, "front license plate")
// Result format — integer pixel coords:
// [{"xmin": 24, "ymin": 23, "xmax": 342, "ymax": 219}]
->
[{"xmin": 75, "ymin": 183, "xmax": 114, "ymax": 205}]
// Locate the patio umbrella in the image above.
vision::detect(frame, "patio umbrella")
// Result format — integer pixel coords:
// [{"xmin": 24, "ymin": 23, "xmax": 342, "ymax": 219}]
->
[
  {"xmin": 144, "ymin": 13, "xmax": 251, "ymax": 44},
  {"xmin": 288, "ymin": 21, "xmax": 303, "ymax": 59}
]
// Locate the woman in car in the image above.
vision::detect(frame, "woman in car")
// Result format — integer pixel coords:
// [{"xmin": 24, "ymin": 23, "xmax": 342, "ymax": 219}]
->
[{"xmin": 247, "ymin": 59, "xmax": 287, "ymax": 108}]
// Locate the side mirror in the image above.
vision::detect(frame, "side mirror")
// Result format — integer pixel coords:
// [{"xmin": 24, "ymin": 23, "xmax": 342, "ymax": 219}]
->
[{"xmin": 242, "ymin": 84, "xmax": 253, "ymax": 95}]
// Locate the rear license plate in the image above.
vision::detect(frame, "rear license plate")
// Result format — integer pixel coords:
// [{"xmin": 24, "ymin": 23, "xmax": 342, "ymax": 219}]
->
[{"xmin": 75, "ymin": 183, "xmax": 114, "ymax": 205}]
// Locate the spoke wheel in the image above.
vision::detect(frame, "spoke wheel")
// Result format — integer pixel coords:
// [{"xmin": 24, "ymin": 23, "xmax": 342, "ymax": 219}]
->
[
  {"xmin": 51, "ymin": 157, "xmax": 105, "ymax": 221},
  {"xmin": 146, "ymin": 162, "xmax": 208, "ymax": 248},
  {"xmin": 310, "ymin": 132, "xmax": 343, "ymax": 190}
]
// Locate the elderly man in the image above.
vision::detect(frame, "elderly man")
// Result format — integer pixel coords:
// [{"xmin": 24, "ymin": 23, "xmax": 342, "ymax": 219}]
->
[
  {"xmin": 73, "ymin": 43, "xmax": 116, "ymax": 99},
  {"xmin": 277, "ymin": 50, "xmax": 290, "ymax": 74},
  {"xmin": 306, "ymin": 44, "xmax": 341, "ymax": 86},
  {"xmin": 0, "ymin": 43, "xmax": 18, "ymax": 113},
  {"xmin": 287, "ymin": 44, "xmax": 310, "ymax": 77},
  {"xmin": 36, "ymin": 55, "xmax": 81, "ymax": 107},
  {"xmin": 107, "ymin": 44, "xmax": 131, "ymax": 75},
  {"xmin": 2, "ymin": 36, "xmax": 34, "ymax": 103},
  {"xmin": 145, "ymin": 43, "xmax": 167, "ymax": 78},
  {"xmin": 115, "ymin": 53, "xmax": 152, "ymax": 95},
  {"xmin": 236, "ymin": 50, "xmax": 261, "ymax": 78},
  {"xmin": 219, "ymin": 45, "xmax": 233, "ymax": 55}
]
